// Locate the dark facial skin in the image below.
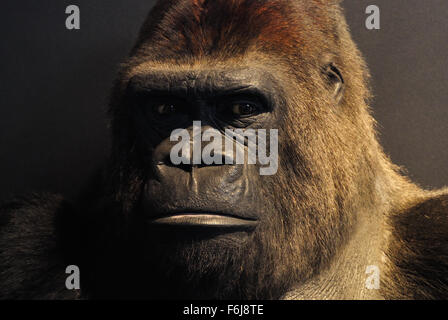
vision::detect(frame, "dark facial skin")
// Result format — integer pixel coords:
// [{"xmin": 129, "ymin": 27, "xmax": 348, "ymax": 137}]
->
[{"xmin": 126, "ymin": 68, "xmax": 281, "ymax": 238}]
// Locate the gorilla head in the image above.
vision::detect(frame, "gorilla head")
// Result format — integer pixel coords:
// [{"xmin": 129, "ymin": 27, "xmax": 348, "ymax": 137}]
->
[{"xmin": 83, "ymin": 0, "xmax": 414, "ymax": 299}]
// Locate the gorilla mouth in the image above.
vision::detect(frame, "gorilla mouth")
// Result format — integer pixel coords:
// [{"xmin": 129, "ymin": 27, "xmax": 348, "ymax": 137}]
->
[{"xmin": 149, "ymin": 213, "xmax": 258, "ymax": 230}]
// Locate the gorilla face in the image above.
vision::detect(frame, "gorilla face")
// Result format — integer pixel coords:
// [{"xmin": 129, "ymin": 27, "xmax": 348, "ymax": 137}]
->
[
  {"xmin": 119, "ymin": 67, "xmax": 284, "ymax": 298},
  {"xmin": 129, "ymin": 67, "xmax": 279, "ymax": 230}
]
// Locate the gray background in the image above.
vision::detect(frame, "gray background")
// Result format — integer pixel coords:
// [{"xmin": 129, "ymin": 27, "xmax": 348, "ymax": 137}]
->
[{"xmin": 1, "ymin": 0, "xmax": 447, "ymax": 200}]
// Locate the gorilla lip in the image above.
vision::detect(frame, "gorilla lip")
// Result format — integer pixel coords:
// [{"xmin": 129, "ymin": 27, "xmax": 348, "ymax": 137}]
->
[{"xmin": 149, "ymin": 213, "xmax": 258, "ymax": 229}]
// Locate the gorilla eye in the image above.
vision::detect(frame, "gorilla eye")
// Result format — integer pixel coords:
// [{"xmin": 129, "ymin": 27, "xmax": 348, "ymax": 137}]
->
[
  {"xmin": 154, "ymin": 104, "xmax": 178, "ymax": 115},
  {"xmin": 231, "ymin": 102, "xmax": 259, "ymax": 117}
]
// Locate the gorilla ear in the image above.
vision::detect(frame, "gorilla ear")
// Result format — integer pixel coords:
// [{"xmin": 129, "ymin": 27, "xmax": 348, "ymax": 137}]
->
[{"xmin": 322, "ymin": 61, "xmax": 345, "ymax": 103}]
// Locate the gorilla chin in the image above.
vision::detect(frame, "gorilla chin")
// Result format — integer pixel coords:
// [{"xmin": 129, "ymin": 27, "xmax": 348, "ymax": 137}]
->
[{"xmin": 140, "ymin": 214, "xmax": 292, "ymax": 300}]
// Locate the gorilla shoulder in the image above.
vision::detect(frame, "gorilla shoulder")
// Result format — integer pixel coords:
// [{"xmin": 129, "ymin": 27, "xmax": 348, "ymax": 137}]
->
[
  {"xmin": 0, "ymin": 193, "xmax": 79, "ymax": 299},
  {"xmin": 385, "ymin": 193, "xmax": 448, "ymax": 299}
]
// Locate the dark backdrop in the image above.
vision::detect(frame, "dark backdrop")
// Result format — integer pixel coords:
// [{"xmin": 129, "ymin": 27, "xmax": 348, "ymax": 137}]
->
[{"xmin": 1, "ymin": 0, "xmax": 447, "ymax": 200}]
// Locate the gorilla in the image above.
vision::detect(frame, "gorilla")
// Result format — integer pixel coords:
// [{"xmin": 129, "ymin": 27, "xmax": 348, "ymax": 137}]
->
[{"xmin": 1, "ymin": 0, "xmax": 447, "ymax": 300}]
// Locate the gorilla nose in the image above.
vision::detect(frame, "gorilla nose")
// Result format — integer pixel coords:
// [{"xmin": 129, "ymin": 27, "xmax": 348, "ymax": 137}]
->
[
  {"xmin": 153, "ymin": 137, "xmax": 236, "ymax": 171},
  {"xmin": 150, "ymin": 134, "xmax": 245, "ymax": 191}
]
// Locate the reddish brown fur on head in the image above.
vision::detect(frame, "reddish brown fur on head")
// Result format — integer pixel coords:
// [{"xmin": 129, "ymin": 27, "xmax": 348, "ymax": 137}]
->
[{"xmin": 132, "ymin": 0, "xmax": 345, "ymax": 61}]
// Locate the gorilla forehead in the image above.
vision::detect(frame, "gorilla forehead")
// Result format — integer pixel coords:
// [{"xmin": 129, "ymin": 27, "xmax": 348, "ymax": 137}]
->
[{"xmin": 126, "ymin": 66, "xmax": 282, "ymax": 102}]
